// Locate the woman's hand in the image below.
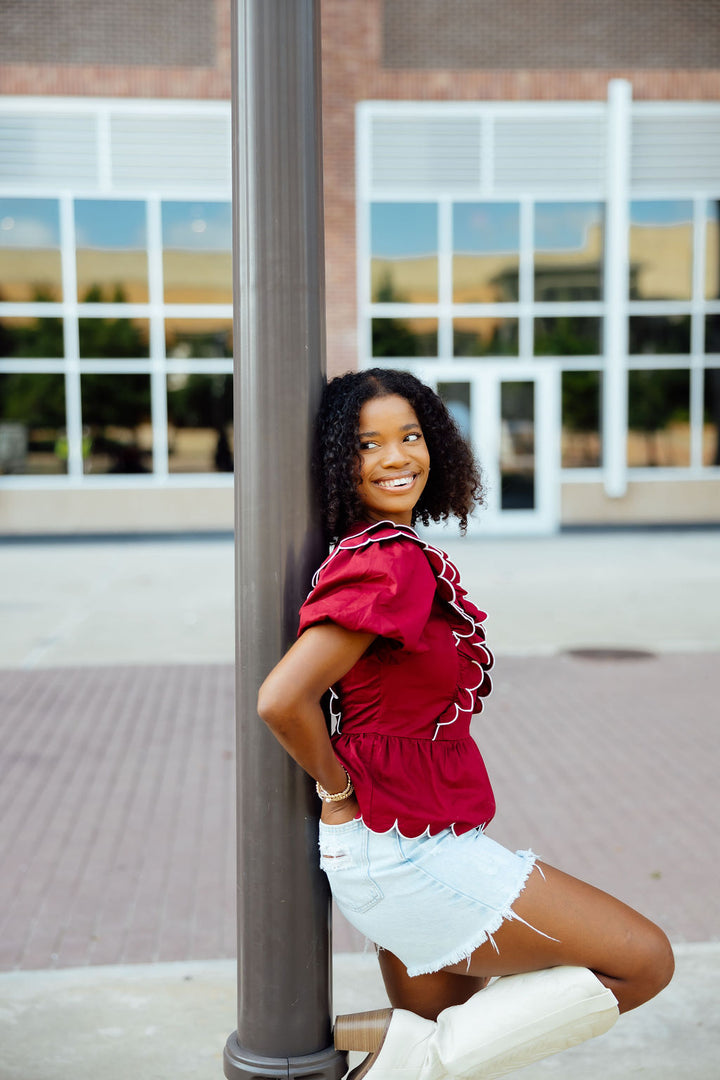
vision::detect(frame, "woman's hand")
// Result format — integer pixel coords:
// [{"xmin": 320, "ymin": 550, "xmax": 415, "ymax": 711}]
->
[{"xmin": 320, "ymin": 792, "xmax": 360, "ymax": 826}]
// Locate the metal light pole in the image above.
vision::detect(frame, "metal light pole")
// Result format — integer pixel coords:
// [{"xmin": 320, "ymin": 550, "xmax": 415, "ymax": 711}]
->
[{"xmin": 224, "ymin": 3, "xmax": 345, "ymax": 1080}]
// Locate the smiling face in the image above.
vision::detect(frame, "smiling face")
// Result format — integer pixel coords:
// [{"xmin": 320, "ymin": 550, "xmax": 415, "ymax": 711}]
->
[{"xmin": 356, "ymin": 393, "xmax": 431, "ymax": 526}]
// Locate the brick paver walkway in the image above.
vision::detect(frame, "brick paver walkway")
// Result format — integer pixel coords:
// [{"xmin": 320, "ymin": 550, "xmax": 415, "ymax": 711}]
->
[{"xmin": 1, "ymin": 652, "xmax": 717, "ymax": 971}]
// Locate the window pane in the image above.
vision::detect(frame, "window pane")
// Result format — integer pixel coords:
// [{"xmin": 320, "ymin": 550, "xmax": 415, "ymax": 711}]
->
[
  {"xmin": 0, "ymin": 315, "xmax": 63, "ymax": 358},
  {"xmin": 0, "ymin": 373, "xmax": 66, "ymax": 475},
  {"xmin": 705, "ymin": 314, "xmax": 720, "ymax": 354},
  {"xmin": 165, "ymin": 318, "xmax": 233, "ymax": 359},
  {"xmin": 453, "ymin": 318, "xmax": 518, "ymax": 357},
  {"xmin": 75, "ymin": 199, "xmax": 148, "ymax": 303},
  {"xmin": 371, "ymin": 203, "xmax": 438, "ymax": 303},
  {"xmin": 167, "ymin": 374, "xmax": 233, "ymax": 473},
  {"xmin": 371, "ymin": 318, "xmax": 437, "ymax": 357},
  {"xmin": 705, "ymin": 200, "xmax": 719, "ymax": 300},
  {"xmin": 629, "ymin": 200, "xmax": 692, "ymax": 301},
  {"xmin": 534, "ymin": 202, "xmax": 604, "ymax": 301},
  {"xmin": 162, "ymin": 202, "xmax": 232, "ymax": 304},
  {"xmin": 79, "ymin": 317, "xmax": 149, "ymax": 358},
  {"xmin": 437, "ymin": 381, "xmax": 471, "ymax": 440},
  {"xmin": 703, "ymin": 368, "xmax": 720, "ymax": 466},
  {"xmin": 452, "ymin": 203, "xmax": 519, "ymax": 302},
  {"xmin": 500, "ymin": 381, "xmax": 535, "ymax": 509},
  {"xmin": 0, "ymin": 198, "xmax": 62, "ymax": 302},
  {"xmin": 562, "ymin": 371, "xmax": 602, "ymax": 468},
  {"xmin": 627, "ymin": 370, "xmax": 690, "ymax": 467},
  {"xmin": 629, "ymin": 315, "xmax": 690, "ymax": 354},
  {"xmin": 534, "ymin": 316, "xmax": 602, "ymax": 356},
  {"xmin": 81, "ymin": 374, "xmax": 152, "ymax": 474}
]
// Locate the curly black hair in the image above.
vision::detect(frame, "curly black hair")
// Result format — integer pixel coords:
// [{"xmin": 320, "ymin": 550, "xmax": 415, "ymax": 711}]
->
[{"xmin": 312, "ymin": 368, "xmax": 483, "ymax": 541}]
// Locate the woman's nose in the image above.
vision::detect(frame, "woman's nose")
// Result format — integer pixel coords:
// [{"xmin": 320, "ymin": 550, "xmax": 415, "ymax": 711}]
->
[{"xmin": 381, "ymin": 441, "xmax": 409, "ymax": 466}]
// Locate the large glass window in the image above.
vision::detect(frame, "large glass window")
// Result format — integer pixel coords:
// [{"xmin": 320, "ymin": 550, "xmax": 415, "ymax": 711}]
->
[
  {"xmin": 79, "ymin": 316, "xmax": 150, "ymax": 359},
  {"xmin": 453, "ymin": 318, "xmax": 518, "ymax": 357},
  {"xmin": 0, "ymin": 198, "xmax": 63, "ymax": 302},
  {"xmin": 704, "ymin": 369, "xmax": 720, "ymax": 466},
  {"xmin": 75, "ymin": 200, "xmax": 148, "ymax": 303},
  {"xmin": 534, "ymin": 316, "xmax": 602, "ymax": 356},
  {"xmin": 165, "ymin": 318, "xmax": 233, "ymax": 359},
  {"xmin": 561, "ymin": 371, "xmax": 602, "ymax": 468},
  {"xmin": 500, "ymin": 381, "xmax": 535, "ymax": 510},
  {"xmin": 534, "ymin": 202, "xmax": 604, "ymax": 302},
  {"xmin": 81, "ymin": 374, "xmax": 152, "ymax": 475},
  {"xmin": 0, "ymin": 373, "xmax": 66, "ymax": 475},
  {"xmin": 629, "ymin": 315, "xmax": 691, "ymax": 355},
  {"xmin": 627, "ymin": 370, "xmax": 691, "ymax": 467},
  {"xmin": 162, "ymin": 201, "xmax": 232, "ymax": 304},
  {"xmin": 437, "ymin": 381, "xmax": 471, "ymax": 439},
  {"xmin": 0, "ymin": 314, "xmax": 64, "ymax": 358},
  {"xmin": 372, "ymin": 317, "xmax": 437, "ymax": 358},
  {"xmin": 452, "ymin": 203, "xmax": 519, "ymax": 303},
  {"xmin": 167, "ymin": 374, "xmax": 233, "ymax": 473},
  {"xmin": 705, "ymin": 200, "xmax": 720, "ymax": 300},
  {"xmin": 629, "ymin": 200, "xmax": 693, "ymax": 301},
  {"xmin": 371, "ymin": 203, "xmax": 438, "ymax": 303}
]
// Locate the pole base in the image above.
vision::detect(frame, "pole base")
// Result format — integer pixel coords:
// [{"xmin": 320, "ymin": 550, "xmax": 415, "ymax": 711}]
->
[{"xmin": 224, "ymin": 1032, "xmax": 348, "ymax": 1080}]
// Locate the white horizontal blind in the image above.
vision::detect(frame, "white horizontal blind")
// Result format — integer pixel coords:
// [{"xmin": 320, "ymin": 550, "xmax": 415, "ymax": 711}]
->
[
  {"xmin": 0, "ymin": 100, "xmax": 231, "ymax": 195},
  {"xmin": 631, "ymin": 114, "xmax": 720, "ymax": 191},
  {"xmin": 370, "ymin": 116, "xmax": 482, "ymax": 190},
  {"xmin": 0, "ymin": 113, "xmax": 98, "ymax": 187},
  {"xmin": 494, "ymin": 117, "xmax": 606, "ymax": 192},
  {"xmin": 110, "ymin": 115, "xmax": 231, "ymax": 191}
]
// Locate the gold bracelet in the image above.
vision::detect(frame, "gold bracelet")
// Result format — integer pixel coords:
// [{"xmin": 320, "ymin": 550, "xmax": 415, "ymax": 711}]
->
[{"xmin": 316, "ymin": 767, "xmax": 354, "ymax": 803}]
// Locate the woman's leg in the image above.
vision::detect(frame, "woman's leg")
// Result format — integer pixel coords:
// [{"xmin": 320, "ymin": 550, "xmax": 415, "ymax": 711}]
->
[
  {"xmin": 442, "ymin": 861, "xmax": 674, "ymax": 1013},
  {"xmin": 377, "ymin": 947, "xmax": 488, "ymax": 1020}
]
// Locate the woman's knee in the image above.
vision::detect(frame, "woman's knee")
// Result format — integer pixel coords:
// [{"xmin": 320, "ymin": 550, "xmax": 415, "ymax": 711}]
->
[{"xmin": 635, "ymin": 922, "xmax": 675, "ymax": 1002}]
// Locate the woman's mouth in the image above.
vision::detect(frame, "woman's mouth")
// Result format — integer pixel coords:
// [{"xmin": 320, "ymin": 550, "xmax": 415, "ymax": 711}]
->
[{"xmin": 373, "ymin": 473, "xmax": 417, "ymax": 491}]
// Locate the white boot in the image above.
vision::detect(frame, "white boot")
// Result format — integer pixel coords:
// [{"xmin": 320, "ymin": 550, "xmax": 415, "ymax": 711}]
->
[
  {"xmin": 335, "ymin": 966, "xmax": 618, "ymax": 1080},
  {"xmin": 429, "ymin": 966, "xmax": 619, "ymax": 1079},
  {"xmin": 335, "ymin": 1007, "xmax": 439, "ymax": 1080}
]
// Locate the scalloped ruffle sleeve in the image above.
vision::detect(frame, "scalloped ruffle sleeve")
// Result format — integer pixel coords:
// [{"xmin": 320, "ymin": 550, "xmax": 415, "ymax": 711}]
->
[{"xmin": 298, "ymin": 531, "xmax": 436, "ymax": 650}]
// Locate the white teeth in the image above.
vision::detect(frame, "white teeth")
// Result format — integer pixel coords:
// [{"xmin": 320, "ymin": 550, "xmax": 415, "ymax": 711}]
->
[{"xmin": 376, "ymin": 475, "xmax": 414, "ymax": 489}]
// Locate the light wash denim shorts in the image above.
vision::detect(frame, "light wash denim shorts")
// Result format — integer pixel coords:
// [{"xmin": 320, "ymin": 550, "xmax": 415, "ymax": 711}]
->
[{"xmin": 319, "ymin": 818, "xmax": 537, "ymax": 977}]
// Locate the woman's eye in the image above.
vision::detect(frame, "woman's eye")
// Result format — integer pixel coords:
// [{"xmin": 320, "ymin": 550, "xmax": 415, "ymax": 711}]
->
[
  {"xmin": 360, "ymin": 440, "xmax": 379, "ymax": 450},
  {"xmin": 405, "ymin": 432, "xmax": 422, "ymax": 442}
]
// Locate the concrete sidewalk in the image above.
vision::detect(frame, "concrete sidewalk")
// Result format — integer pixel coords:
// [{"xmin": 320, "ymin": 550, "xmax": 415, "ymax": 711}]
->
[
  {"xmin": 1, "ymin": 526, "xmax": 719, "ymax": 668},
  {"xmin": 0, "ymin": 948, "xmax": 718, "ymax": 1080},
  {"xmin": 1, "ymin": 528, "xmax": 718, "ymax": 1076}
]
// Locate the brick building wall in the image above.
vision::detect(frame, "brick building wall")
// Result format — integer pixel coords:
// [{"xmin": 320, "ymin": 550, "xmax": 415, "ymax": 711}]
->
[{"xmin": 0, "ymin": 0, "xmax": 231, "ymax": 98}]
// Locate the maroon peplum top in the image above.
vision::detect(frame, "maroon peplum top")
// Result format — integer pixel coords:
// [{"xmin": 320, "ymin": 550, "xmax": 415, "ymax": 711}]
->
[{"xmin": 298, "ymin": 520, "xmax": 496, "ymax": 837}]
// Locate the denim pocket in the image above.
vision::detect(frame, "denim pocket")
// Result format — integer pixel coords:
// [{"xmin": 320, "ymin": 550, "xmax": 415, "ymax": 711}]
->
[{"xmin": 319, "ymin": 822, "xmax": 383, "ymax": 914}]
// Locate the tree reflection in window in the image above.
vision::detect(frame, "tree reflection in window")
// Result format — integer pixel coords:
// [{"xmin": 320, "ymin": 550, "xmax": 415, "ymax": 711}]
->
[
  {"xmin": 0, "ymin": 373, "xmax": 66, "ymax": 474},
  {"xmin": 627, "ymin": 370, "xmax": 690, "ymax": 467},
  {"xmin": 534, "ymin": 317, "xmax": 601, "ymax": 356},
  {"xmin": 167, "ymin": 374, "xmax": 233, "ymax": 473},
  {"xmin": 371, "ymin": 317, "xmax": 437, "ymax": 357},
  {"xmin": 79, "ymin": 291, "xmax": 149, "ymax": 358},
  {"xmin": 561, "ymin": 371, "xmax": 602, "ymax": 468},
  {"xmin": 81, "ymin": 374, "xmax": 152, "ymax": 474},
  {"xmin": 629, "ymin": 316, "xmax": 690, "ymax": 355},
  {"xmin": 0, "ymin": 303, "xmax": 63, "ymax": 358},
  {"xmin": 453, "ymin": 319, "xmax": 518, "ymax": 357}
]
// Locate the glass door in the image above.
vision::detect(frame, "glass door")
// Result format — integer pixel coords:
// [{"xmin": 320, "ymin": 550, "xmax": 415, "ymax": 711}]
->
[{"xmin": 434, "ymin": 364, "xmax": 559, "ymax": 535}]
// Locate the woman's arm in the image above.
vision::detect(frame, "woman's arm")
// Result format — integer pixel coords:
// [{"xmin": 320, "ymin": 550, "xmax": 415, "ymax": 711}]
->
[{"xmin": 257, "ymin": 622, "xmax": 375, "ymax": 821}]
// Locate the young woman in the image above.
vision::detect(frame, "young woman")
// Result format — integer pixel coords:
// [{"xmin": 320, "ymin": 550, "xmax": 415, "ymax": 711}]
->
[{"xmin": 258, "ymin": 369, "xmax": 673, "ymax": 1080}]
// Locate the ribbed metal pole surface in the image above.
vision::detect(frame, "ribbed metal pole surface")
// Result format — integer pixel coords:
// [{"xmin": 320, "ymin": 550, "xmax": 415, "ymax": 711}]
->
[{"xmin": 225, "ymin": 3, "xmax": 344, "ymax": 1079}]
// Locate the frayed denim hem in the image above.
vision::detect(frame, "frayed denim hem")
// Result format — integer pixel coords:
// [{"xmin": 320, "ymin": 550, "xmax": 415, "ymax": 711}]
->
[{"xmin": 404, "ymin": 850, "xmax": 553, "ymax": 977}]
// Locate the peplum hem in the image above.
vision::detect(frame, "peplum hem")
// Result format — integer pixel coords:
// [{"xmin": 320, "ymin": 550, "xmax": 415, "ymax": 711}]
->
[{"xmin": 334, "ymin": 729, "xmax": 496, "ymax": 838}]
